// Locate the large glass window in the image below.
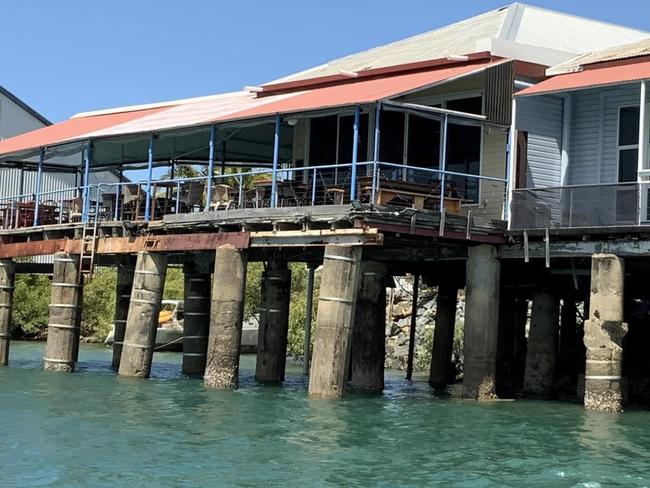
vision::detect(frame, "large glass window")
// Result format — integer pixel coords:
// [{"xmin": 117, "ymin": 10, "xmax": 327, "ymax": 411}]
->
[
  {"xmin": 618, "ymin": 106, "xmax": 640, "ymax": 183},
  {"xmin": 379, "ymin": 111, "xmax": 405, "ymax": 163},
  {"xmin": 309, "ymin": 115, "xmax": 337, "ymax": 165},
  {"xmin": 446, "ymin": 123, "xmax": 481, "ymax": 201},
  {"xmin": 338, "ymin": 113, "xmax": 369, "ymax": 163}
]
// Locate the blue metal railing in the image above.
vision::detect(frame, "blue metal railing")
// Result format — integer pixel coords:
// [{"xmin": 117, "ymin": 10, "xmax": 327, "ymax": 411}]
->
[{"xmin": 0, "ymin": 161, "xmax": 507, "ymax": 229}]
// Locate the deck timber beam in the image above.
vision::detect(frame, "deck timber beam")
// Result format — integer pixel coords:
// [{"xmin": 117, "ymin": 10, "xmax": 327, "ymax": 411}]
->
[{"xmin": 499, "ymin": 240, "xmax": 650, "ymax": 259}]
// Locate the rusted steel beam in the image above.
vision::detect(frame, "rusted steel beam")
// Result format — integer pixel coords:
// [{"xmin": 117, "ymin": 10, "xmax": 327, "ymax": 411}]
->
[
  {"xmin": 0, "ymin": 229, "xmax": 383, "ymax": 260},
  {"xmin": 0, "ymin": 239, "xmax": 81, "ymax": 259}
]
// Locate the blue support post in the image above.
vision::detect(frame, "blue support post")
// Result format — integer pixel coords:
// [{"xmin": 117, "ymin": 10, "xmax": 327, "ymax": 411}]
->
[
  {"xmin": 270, "ymin": 114, "xmax": 281, "ymax": 208},
  {"xmin": 33, "ymin": 147, "xmax": 45, "ymax": 227},
  {"xmin": 371, "ymin": 102, "xmax": 381, "ymax": 206},
  {"xmin": 205, "ymin": 125, "xmax": 217, "ymax": 211},
  {"xmin": 144, "ymin": 135, "xmax": 155, "ymax": 222},
  {"xmin": 81, "ymin": 143, "xmax": 92, "ymax": 222},
  {"xmin": 350, "ymin": 105, "xmax": 361, "ymax": 201},
  {"xmin": 439, "ymin": 114, "xmax": 449, "ymax": 213}
]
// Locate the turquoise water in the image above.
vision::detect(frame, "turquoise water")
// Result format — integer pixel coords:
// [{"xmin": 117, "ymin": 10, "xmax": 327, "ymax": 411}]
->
[{"xmin": 2, "ymin": 342, "xmax": 650, "ymax": 487}]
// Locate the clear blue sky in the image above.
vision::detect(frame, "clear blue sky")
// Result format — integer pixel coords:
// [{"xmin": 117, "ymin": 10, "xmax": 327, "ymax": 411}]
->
[{"xmin": 2, "ymin": 0, "xmax": 648, "ymax": 123}]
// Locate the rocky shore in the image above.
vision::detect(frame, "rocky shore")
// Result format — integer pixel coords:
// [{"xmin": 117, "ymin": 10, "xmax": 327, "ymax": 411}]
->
[{"xmin": 384, "ymin": 277, "xmax": 465, "ymax": 375}]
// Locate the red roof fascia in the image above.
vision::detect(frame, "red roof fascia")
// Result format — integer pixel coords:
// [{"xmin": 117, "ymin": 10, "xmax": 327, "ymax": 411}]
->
[
  {"xmin": 0, "ymin": 106, "xmax": 167, "ymax": 156},
  {"xmin": 224, "ymin": 60, "xmax": 499, "ymax": 121},
  {"xmin": 517, "ymin": 59, "xmax": 650, "ymax": 97}
]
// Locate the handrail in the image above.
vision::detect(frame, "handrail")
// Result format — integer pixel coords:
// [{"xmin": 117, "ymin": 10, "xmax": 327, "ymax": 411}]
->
[{"xmin": 0, "ymin": 160, "xmax": 506, "ymax": 228}]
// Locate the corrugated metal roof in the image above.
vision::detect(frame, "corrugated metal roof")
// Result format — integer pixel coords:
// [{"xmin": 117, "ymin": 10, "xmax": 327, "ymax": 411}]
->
[
  {"xmin": 548, "ymin": 38, "xmax": 650, "ymax": 75},
  {"xmin": 0, "ymin": 59, "xmax": 501, "ymax": 160},
  {"xmin": 269, "ymin": 3, "xmax": 649, "ymax": 84},
  {"xmin": 516, "ymin": 59, "xmax": 650, "ymax": 97},
  {"xmin": 0, "ymin": 107, "xmax": 167, "ymax": 156}
]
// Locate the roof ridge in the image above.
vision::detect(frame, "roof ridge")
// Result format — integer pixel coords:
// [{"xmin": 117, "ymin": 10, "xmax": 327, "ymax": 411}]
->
[
  {"xmin": 270, "ymin": 6, "xmax": 509, "ymax": 83},
  {"xmin": 71, "ymin": 90, "xmax": 251, "ymax": 119}
]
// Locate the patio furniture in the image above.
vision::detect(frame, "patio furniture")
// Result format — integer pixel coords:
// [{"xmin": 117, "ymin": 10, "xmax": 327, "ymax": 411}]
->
[
  {"xmin": 209, "ymin": 184, "xmax": 234, "ymax": 211},
  {"xmin": 60, "ymin": 198, "xmax": 83, "ymax": 223},
  {"xmin": 175, "ymin": 181, "xmax": 205, "ymax": 213},
  {"xmin": 278, "ymin": 181, "xmax": 308, "ymax": 207},
  {"xmin": 122, "ymin": 185, "xmax": 145, "ymax": 220},
  {"xmin": 246, "ymin": 182, "xmax": 270, "ymax": 208},
  {"xmin": 101, "ymin": 193, "xmax": 117, "ymax": 220}
]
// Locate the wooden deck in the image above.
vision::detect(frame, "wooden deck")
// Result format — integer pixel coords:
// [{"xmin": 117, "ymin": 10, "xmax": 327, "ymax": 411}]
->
[{"xmin": 0, "ymin": 205, "xmax": 507, "ymax": 266}]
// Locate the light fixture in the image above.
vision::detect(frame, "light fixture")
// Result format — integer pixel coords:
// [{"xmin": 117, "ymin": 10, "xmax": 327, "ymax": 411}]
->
[{"xmin": 286, "ymin": 117, "xmax": 298, "ymax": 127}]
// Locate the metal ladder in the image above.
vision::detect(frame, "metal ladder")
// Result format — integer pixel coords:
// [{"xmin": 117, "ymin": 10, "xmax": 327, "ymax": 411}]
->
[{"xmin": 79, "ymin": 212, "xmax": 99, "ymax": 279}]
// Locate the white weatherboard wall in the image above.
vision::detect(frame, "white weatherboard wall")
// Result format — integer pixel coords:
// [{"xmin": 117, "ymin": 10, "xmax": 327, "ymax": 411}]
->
[
  {"xmin": 516, "ymin": 95, "xmax": 563, "ymax": 188},
  {"xmin": 568, "ymin": 84, "xmax": 640, "ymax": 185}
]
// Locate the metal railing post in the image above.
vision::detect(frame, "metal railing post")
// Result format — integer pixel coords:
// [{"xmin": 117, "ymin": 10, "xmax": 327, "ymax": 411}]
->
[
  {"xmin": 175, "ymin": 180, "xmax": 181, "ymax": 214},
  {"xmin": 271, "ymin": 114, "xmax": 281, "ymax": 208},
  {"xmin": 144, "ymin": 134, "xmax": 155, "ymax": 222},
  {"xmin": 439, "ymin": 114, "xmax": 449, "ymax": 213},
  {"xmin": 81, "ymin": 143, "xmax": 92, "ymax": 223},
  {"xmin": 33, "ymin": 147, "xmax": 45, "ymax": 227},
  {"xmin": 205, "ymin": 125, "xmax": 217, "ymax": 211},
  {"xmin": 371, "ymin": 103, "xmax": 381, "ymax": 206},
  {"xmin": 350, "ymin": 105, "xmax": 360, "ymax": 201},
  {"xmin": 238, "ymin": 175, "xmax": 244, "ymax": 207},
  {"xmin": 311, "ymin": 168, "xmax": 317, "ymax": 205}
]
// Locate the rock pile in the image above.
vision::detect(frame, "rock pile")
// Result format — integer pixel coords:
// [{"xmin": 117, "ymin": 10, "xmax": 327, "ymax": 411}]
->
[{"xmin": 384, "ymin": 277, "xmax": 465, "ymax": 373}]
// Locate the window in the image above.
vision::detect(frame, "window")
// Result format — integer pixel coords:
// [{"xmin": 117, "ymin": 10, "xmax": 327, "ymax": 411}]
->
[
  {"xmin": 338, "ymin": 113, "xmax": 369, "ymax": 163},
  {"xmin": 446, "ymin": 123, "xmax": 481, "ymax": 201},
  {"xmin": 309, "ymin": 115, "xmax": 337, "ymax": 165},
  {"xmin": 379, "ymin": 111, "xmax": 405, "ymax": 163},
  {"xmin": 618, "ymin": 106, "xmax": 639, "ymax": 183}
]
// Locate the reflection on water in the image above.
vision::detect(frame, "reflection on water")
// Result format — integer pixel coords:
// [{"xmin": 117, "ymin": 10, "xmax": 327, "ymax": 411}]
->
[{"xmin": 2, "ymin": 342, "xmax": 650, "ymax": 488}]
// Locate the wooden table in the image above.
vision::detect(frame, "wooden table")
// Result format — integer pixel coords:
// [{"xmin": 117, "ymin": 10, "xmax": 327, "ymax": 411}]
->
[{"xmin": 359, "ymin": 177, "xmax": 462, "ymax": 213}]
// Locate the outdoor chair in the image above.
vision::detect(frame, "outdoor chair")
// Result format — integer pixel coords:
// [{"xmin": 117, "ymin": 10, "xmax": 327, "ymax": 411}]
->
[
  {"xmin": 176, "ymin": 181, "xmax": 206, "ymax": 213},
  {"xmin": 246, "ymin": 185, "xmax": 269, "ymax": 208},
  {"xmin": 101, "ymin": 193, "xmax": 117, "ymax": 220},
  {"xmin": 209, "ymin": 184, "xmax": 234, "ymax": 211},
  {"xmin": 122, "ymin": 184, "xmax": 145, "ymax": 220},
  {"xmin": 66, "ymin": 197, "xmax": 84, "ymax": 223}
]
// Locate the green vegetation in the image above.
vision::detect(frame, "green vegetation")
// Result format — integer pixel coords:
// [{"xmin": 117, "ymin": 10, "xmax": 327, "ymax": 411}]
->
[
  {"xmin": 244, "ymin": 262, "xmax": 320, "ymax": 358},
  {"xmin": 11, "ymin": 262, "xmax": 319, "ymax": 358}
]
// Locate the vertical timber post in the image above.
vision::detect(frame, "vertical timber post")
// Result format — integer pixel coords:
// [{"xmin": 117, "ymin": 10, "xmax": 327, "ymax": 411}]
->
[
  {"xmin": 303, "ymin": 264, "xmax": 316, "ymax": 376},
  {"xmin": 308, "ymin": 245, "xmax": 362, "ymax": 399},
  {"xmin": 523, "ymin": 290, "xmax": 560, "ymax": 398},
  {"xmin": 256, "ymin": 261, "xmax": 292, "ymax": 383},
  {"xmin": 182, "ymin": 265, "xmax": 212, "ymax": 375},
  {"xmin": 429, "ymin": 283, "xmax": 459, "ymax": 388},
  {"xmin": 405, "ymin": 274, "xmax": 420, "ymax": 381},
  {"xmin": 0, "ymin": 260, "xmax": 16, "ymax": 366},
  {"xmin": 584, "ymin": 254, "xmax": 628, "ymax": 412},
  {"xmin": 462, "ymin": 245, "xmax": 500, "ymax": 400},
  {"xmin": 44, "ymin": 253, "xmax": 82, "ymax": 372},
  {"xmin": 204, "ymin": 245, "xmax": 247, "ymax": 389},
  {"xmin": 118, "ymin": 252, "xmax": 168, "ymax": 378},
  {"xmin": 350, "ymin": 261, "xmax": 387, "ymax": 391},
  {"xmin": 112, "ymin": 257, "xmax": 136, "ymax": 370}
]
